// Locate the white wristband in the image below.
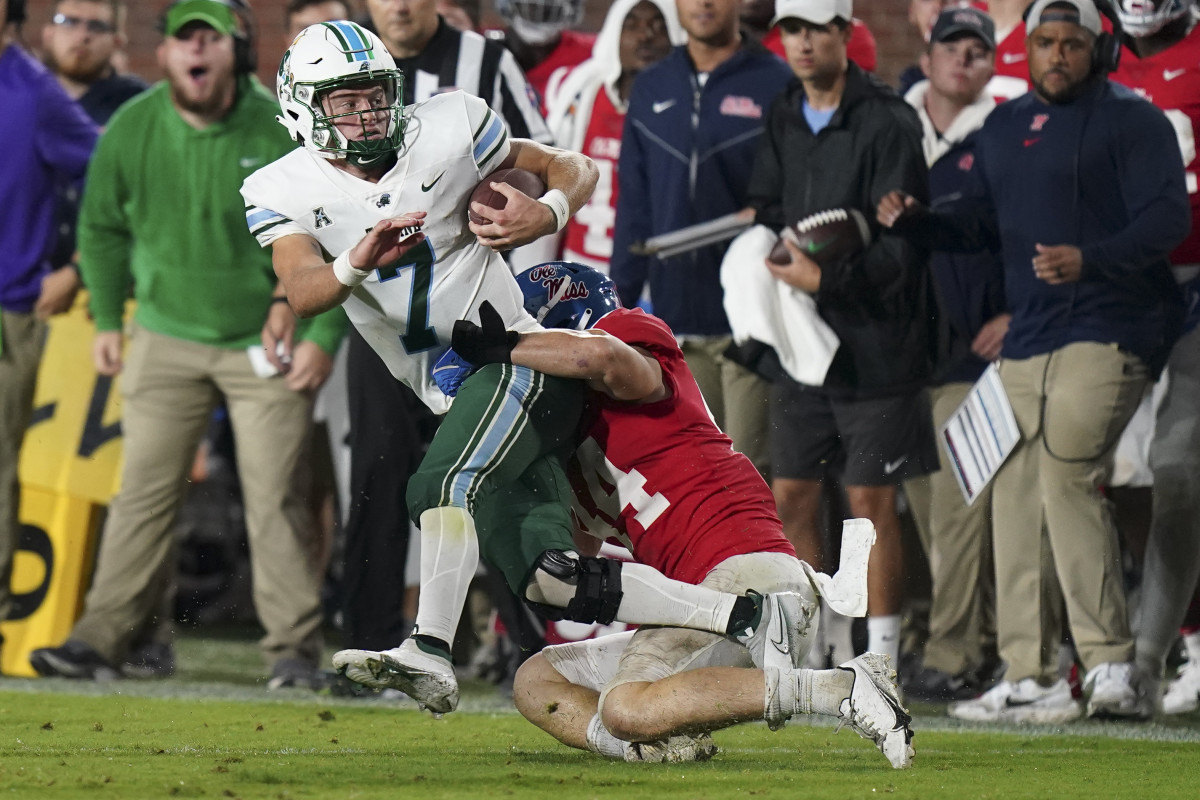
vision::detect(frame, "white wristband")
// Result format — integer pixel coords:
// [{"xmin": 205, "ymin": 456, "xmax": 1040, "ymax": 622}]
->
[
  {"xmin": 332, "ymin": 249, "xmax": 371, "ymax": 287},
  {"xmin": 538, "ymin": 188, "xmax": 570, "ymax": 233}
]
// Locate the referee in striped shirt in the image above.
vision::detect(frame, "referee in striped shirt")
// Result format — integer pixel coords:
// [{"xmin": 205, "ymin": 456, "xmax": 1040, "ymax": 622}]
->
[
  {"xmin": 337, "ymin": 0, "xmax": 553, "ymax": 666},
  {"xmin": 366, "ymin": 0, "xmax": 551, "ymax": 140}
]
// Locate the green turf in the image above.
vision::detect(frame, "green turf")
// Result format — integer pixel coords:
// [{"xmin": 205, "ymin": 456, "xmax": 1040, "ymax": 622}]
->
[{"xmin": 3, "ymin": 689, "xmax": 1200, "ymax": 800}]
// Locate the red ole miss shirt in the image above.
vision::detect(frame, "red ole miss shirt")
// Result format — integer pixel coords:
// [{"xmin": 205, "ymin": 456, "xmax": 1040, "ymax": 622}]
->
[
  {"xmin": 562, "ymin": 87, "xmax": 624, "ymax": 269},
  {"xmin": 567, "ymin": 309, "xmax": 794, "ymax": 585}
]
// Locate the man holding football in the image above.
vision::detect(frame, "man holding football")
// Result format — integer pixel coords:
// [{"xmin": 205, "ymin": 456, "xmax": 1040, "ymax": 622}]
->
[
  {"xmin": 243, "ymin": 21, "xmax": 816, "ymax": 715},
  {"xmin": 746, "ymin": 0, "xmax": 938, "ymax": 670}
]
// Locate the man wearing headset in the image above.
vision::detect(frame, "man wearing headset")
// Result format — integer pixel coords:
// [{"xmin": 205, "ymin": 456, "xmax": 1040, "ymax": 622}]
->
[
  {"xmin": 29, "ymin": 0, "xmax": 346, "ymax": 690},
  {"xmin": 878, "ymin": 0, "xmax": 1190, "ymax": 722}
]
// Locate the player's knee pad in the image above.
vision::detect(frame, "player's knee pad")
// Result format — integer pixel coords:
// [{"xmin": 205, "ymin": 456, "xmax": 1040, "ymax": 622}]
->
[{"xmin": 524, "ymin": 549, "xmax": 624, "ymax": 625}]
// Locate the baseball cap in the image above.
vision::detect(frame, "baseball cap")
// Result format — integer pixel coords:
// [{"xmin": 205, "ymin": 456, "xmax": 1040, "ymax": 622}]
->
[
  {"xmin": 771, "ymin": 0, "xmax": 853, "ymax": 28},
  {"xmin": 930, "ymin": 7, "xmax": 996, "ymax": 49},
  {"xmin": 163, "ymin": 0, "xmax": 238, "ymax": 37},
  {"xmin": 1024, "ymin": 0, "xmax": 1103, "ymax": 36}
]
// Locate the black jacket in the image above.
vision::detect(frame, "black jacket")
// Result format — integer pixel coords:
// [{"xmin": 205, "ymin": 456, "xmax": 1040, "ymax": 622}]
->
[{"xmin": 748, "ymin": 63, "xmax": 934, "ymax": 399}]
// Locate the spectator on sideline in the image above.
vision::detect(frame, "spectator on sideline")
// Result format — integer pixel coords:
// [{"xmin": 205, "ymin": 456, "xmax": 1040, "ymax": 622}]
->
[
  {"xmin": 40, "ymin": 0, "xmax": 146, "ymax": 309},
  {"xmin": 880, "ymin": 0, "xmax": 1189, "ymax": 722},
  {"xmin": 899, "ymin": 6, "xmax": 1006, "ymax": 702},
  {"xmin": 0, "ymin": 0, "xmax": 98, "ymax": 664},
  {"xmin": 740, "ymin": 0, "xmax": 878, "ymax": 71},
  {"xmin": 437, "ymin": 0, "xmax": 474, "ymax": 31},
  {"xmin": 336, "ymin": 0, "xmax": 551, "ymax": 670},
  {"xmin": 898, "ymin": 0, "xmax": 953, "ymax": 92},
  {"xmin": 610, "ymin": 0, "xmax": 791, "ymax": 478},
  {"xmin": 747, "ymin": 0, "xmax": 937, "ymax": 668},
  {"xmin": 487, "ymin": 0, "xmax": 594, "ymax": 112},
  {"xmin": 28, "ymin": 0, "xmax": 344, "ymax": 689},
  {"xmin": 543, "ymin": 0, "xmax": 682, "ymax": 272},
  {"xmin": 285, "ymin": 0, "xmax": 352, "ymax": 40},
  {"xmin": 1110, "ymin": 0, "xmax": 1200, "ymax": 715}
]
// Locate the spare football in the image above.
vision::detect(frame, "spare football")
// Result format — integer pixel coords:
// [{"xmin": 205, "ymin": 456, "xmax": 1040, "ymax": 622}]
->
[
  {"xmin": 767, "ymin": 208, "xmax": 872, "ymax": 267},
  {"xmin": 467, "ymin": 167, "xmax": 546, "ymax": 225}
]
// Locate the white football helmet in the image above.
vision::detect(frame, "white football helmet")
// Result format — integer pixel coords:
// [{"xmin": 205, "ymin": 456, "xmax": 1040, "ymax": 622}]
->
[
  {"xmin": 496, "ymin": 0, "xmax": 583, "ymax": 44},
  {"xmin": 1117, "ymin": 0, "xmax": 1194, "ymax": 37},
  {"xmin": 276, "ymin": 21, "xmax": 405, "ymax": 166}
]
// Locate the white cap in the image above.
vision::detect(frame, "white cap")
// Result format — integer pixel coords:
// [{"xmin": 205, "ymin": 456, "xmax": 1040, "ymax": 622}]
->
[
  {"xmin": 771, "ymin": 0, "xmax": 853, "ymax": 27},
  {"xmin": 1025, "ymin": 0, "xmax": 1103, "ymax": 36}
]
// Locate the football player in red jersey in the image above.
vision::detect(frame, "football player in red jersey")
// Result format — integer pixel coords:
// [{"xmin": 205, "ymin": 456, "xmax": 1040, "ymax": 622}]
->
[
  {"xmin": 450, "ymin": 262, "xmax": 914, "ymax": 769},
  {"xmin": 1111, "ymin": 0, "xmax": 1200, "ymax": 715}
]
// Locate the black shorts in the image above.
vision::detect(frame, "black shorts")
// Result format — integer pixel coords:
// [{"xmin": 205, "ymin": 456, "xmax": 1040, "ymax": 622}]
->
[{"xmin": 769, "ymin": 381, "xmax": 937, "ymax": 486}]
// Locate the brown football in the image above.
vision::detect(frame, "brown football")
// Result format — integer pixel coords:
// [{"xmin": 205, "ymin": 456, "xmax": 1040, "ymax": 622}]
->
[
  {"xmin": 467, "ymin": 167, "xmax": 546, "ymax": 225},
  {"xmin": 767, "ymin": 208, "xmax": 872, "ymax": 267}
]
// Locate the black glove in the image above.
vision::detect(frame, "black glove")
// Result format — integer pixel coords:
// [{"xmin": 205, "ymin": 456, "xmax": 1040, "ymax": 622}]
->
[{"xmin": 452, "ymin": 300, "xmax": 520, "ymax": 365}]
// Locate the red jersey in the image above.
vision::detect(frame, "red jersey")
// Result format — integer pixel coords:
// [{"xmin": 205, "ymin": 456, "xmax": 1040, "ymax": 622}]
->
[
  {"xmin": 561, "ymin": 87, "xmax": 624, "ymax": 271},
  {"xmin": 763, "ymin": 18, "xmax": 878, "ymax": 72},
  {"xmin": 993, "ymin": 20, "xmax": 1029, "ymax": 81},
  {"xmin": 1113, "ymin": 29, "xmax": 1200, "ymax": 265},
  {"xmin": 567, "ymin": 309, "xmax": 794, "ymax": 585},
  {"xmin": 524, "ymin": 30, "xmax": 596, "ymax": 113}
]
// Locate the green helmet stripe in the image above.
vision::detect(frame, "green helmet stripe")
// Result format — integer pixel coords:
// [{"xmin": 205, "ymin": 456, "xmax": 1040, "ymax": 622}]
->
[{"xmin": 321, "ymin": 22, "xmax": 355, "ymax": 60}]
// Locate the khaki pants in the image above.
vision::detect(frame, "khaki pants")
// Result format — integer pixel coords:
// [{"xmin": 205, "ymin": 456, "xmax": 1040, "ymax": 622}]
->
[
  {"xmin": 920, "ymin": 382, "xmax": 995, "ymax": 675},
  {"xmin": 0, "ymin": 311, "xmax": 45, "ymax": 623},
  {"xmin": 71, "ymin": 326, "xmax": 323, "ymax": 668},
  {"xmin": 993, "ymin": 342, "xmax": 1147, "ymax": 683},
  {"xmin": 680, "ymin": 336, "xmax": 770, "ymax": 476}
]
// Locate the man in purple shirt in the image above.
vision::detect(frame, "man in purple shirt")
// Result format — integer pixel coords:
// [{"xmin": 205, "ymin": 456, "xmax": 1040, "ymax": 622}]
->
[{"xmin": 0, "ymin": 0, "xmax": 99, "ymax": 663}]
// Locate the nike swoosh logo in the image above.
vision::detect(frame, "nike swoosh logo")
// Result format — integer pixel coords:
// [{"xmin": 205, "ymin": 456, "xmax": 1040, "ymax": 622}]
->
[
  {"xmin": 1004, "ymin": 696, "xmax": 1040, "ymax": 707},
  {"xmin": 806, "ymin": 240, "xmax": 831, "ymax": 255},
  {"xmin": 883, "ymin": 456, "xmax": 907, "ymax": 475},
  {"xmin": 652, "ymin": 99, "xmax": 677, "ymax": 114},
  {"xmin": 1002, "ymin": 52, "xmax": 1025, "ymax": 64},
  {"xmin": 239, "ymin": 157, "xmax": 262, "ymax": 169},
  {"xmin": 1024, "ymin": 138, "xmax": 1040, "ymax": 147},
  {"xmin": 769, "ymin": 602, "xmax": 789, "ymax": 655},
  {"xmin": 422, "ymin": 171, "xmax": 446, "ymax": 192},
  {"xmin": 1164, "ymin": 68, "xmax": 1187, "ymax": 81}
]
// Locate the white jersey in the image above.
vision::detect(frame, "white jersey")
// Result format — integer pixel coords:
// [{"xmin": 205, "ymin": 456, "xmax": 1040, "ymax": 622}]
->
[{"xmin": 241, "ymin": 91, "xmax": 541, "ymax": 414}]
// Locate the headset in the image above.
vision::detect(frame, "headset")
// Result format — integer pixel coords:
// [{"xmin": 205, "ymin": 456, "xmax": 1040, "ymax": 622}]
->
[
  {"xmin": 5, "ymin": 0, "xmax": 27, "ymax": 24},
  {"xmin": 158, "ymin": 0, "xmax": 257, "ymax": 74},
  {"xmin": 1023, "ymin": 0, "xmax": 1125, "ymax": 75}
]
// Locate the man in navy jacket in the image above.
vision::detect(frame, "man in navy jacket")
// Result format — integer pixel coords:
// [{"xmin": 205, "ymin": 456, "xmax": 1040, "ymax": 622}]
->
[
  {"xmin": 880, "ymin": 0, "xmax": 1189, "ymax": 723},
  {"xmin": 610, "ymin": 0, "xmax": 791, "ymax": 476}
]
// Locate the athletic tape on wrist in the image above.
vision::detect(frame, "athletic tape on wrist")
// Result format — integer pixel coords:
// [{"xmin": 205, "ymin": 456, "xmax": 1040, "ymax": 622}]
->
[
  {"xmin": 332, "ymin": 249, "xmax": 371, "ymax": 287},
  {"xmin": 538, "ymin": 189, "xmax": 570, "ymax": 233}
]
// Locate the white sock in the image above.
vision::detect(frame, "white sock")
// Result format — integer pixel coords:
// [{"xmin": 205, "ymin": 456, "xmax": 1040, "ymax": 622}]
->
[
  {"xmin": 867, "ymin": 614, "xmax": 901, "ymax": 664},
  {"xmin": 764, "ymin": 667, "xmax": 853, "ymax": 728},
  {"xmin": 585, "ymin": 714, "xmax": 630, "ymax": 760},
  {"xmin": 411, "ymin": 506, "xmax": 480, "ymax": 645},
  {"xmin": 615, "ymin": 563, "xmax": 738, "ymax": 632},
  {"xmin": 526, "ymin": 559, "xmax": 738, "ymax": 634}
]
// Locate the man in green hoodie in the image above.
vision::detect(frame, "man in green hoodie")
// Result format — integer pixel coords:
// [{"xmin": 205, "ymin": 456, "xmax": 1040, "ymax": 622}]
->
[{"xmin": 29, "ymin": 0, "xmax": 345, "ymax": 689}]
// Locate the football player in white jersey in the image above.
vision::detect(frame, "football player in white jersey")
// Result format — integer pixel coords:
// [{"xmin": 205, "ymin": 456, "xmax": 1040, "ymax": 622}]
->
[{"xmin": 241, "ymin": 21, "xmax": 818, "ymax": 715}]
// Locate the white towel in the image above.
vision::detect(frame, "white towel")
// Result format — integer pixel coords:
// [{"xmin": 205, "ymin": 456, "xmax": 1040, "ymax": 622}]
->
[{"xmin": 720, "ymin": 225, "xmax": 840, "ymax": 386}]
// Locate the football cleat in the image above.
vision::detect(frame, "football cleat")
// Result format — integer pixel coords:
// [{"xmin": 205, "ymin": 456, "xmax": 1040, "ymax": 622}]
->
[
  {"xmin": 332, "ymin": 638, "xmax": 459, "ymax": 713},
  {"xmin": 1162, "ymin": 655, "xmax": 1200, "ymax": 715},
  {"xmin": 836, "ymin": 653, "xmax": 915, "ymax": 769},
  {"xmin": 625, "ymin": 734, "xmax": 719, "ymax": 763},
  {"xmin": 948, "ymin": 677, "xmax": 1082, "ymax": 724},
  {"xmin": 735, "ymin": 590, "xmax": 819, "ymax": 674},
  {"xmin": 29, "ymin": 640, "xmax": 121, "ymax": 681}
]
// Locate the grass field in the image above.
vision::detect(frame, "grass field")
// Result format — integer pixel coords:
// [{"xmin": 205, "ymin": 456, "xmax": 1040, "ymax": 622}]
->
[{"xmin": 3, "ymin": 628, "xmax": 1199, "ymax": 799}]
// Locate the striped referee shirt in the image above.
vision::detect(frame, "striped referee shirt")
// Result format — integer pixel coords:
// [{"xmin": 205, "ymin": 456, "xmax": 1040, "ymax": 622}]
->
[{"xmin": 393, "ymin": 16, "xmax": 551, "ymax": 144}]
